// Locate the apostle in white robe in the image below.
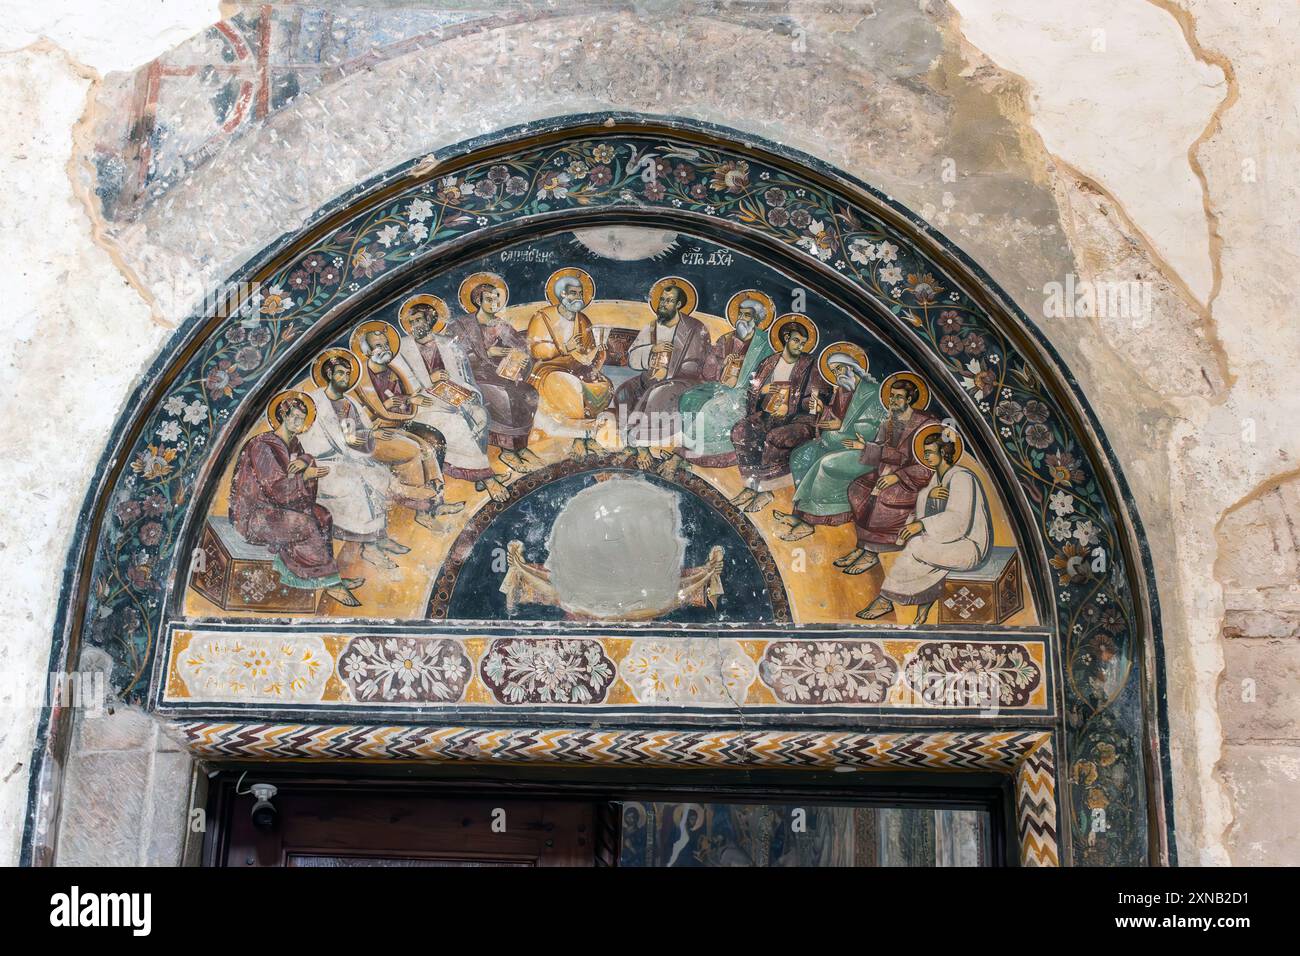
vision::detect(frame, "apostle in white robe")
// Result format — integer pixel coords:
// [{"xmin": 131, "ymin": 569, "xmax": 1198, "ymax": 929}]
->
[
  {"xmin": 299, "ymin": 356, "xmax": 415, "ymax": 568},
  {"xmin": 858, "ymin": 427, "xmax": 991, "ymax": 623},
  {"xmin": 388, "ymin": 302, "xmax": 507, "ymax": 500}
]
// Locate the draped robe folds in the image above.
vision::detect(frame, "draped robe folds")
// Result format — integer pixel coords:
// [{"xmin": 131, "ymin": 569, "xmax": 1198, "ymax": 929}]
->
[
  {"xmin": 846, "ymin": 407, "xmax": 937, "ymax": 550},
  {"xmin": 526, "ymin": 306, "xmax": 613, "ymax": 431},
  {"xmin": 298, "ymin": 391, "xmax": 396, "ymax": 542},
  {"xmin": 730, "ymin": 353, "xmax": 823, "ymax": 491},
  {"xmin": 392, "ymin": 335, "xmax": 495, "ymax": 482},
  {"xmin": 228, "ymin": 432, "xmax": 341, "ymax": 588},
  {"xmin": 678, "ymin": 330, "xmax": 773, "ymax": 466},
  {"xmin": 449, "ymin": 311, "xmax": 538, "ymax": 450},
  {"xmin": 789, "ymin": 375, "xmax": 885, "ymax": 524},
  {"xmin": 615, "ymin": 312, "xmax": 710, "ymax": 447},
  {"xmin": 880, "ymin": 465, "xmax": 992, "ymax": 605}
]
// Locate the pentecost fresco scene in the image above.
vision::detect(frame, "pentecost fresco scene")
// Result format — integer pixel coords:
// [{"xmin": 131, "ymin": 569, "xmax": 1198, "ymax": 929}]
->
[{"xmin": 185, "ymin": 227, "xmax": 1037, "ymax": 629}]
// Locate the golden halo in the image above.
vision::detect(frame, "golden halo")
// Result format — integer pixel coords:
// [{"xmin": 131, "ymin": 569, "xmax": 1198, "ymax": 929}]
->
[
  {"xmin": 879, "ymin": 370, "xmax": 931, "ymax": 410},
  {"xmin": 458, "ymin": 272, "xmax": 510, "ymax": 314},
  {"xmin": 266, "ymin": 390, "xmax": 316, "ymax": 432},
  {"xmin": 725, "ymin": 290, "xmax": 776, "ymax": 330},
  {"xmin": 544, "ymin": 267, "xmax": 596, "ymax": 308},
  {"xmin": 912, "ymin": 422, "xmax": 964, "ymax": 467},
  {"xmin": 648, "ymin": 276, "xmax": 698, "ymax": 317},
  {"xmin": 397, "ymin": 294, "xmax": 449, "ymax": 335},
  {"xmin": 818, "ymin": 341, "xmax": 870, "ymax": 386},
  {"xmin": 767, "ymin": 312, "xmax": 819, "ymax": 353},
  {"xmin": 350, "ymin": 319, "xmax": 401, "ymax": 359},
  {"xmin": 310, "ymin": 348, "xmax": 360, "ymax": 390}
]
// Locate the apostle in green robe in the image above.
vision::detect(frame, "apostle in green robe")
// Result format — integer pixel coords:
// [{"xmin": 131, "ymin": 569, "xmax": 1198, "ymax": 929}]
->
[
  {"xmin": 772, "ymin": 349, "xmax": 883, "ymax": 541},
  {"xmin": 679, "ymin": 293, "xmax": 775, "ymax": 467}
]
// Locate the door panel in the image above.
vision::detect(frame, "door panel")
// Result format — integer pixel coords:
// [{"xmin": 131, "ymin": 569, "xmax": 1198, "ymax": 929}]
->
[{"xmin": 224, "ymin": 791, "xmax": 596, "ymax": 867}]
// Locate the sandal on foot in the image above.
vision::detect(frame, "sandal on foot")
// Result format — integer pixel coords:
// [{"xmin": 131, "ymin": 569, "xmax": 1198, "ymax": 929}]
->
[
  {"xmin": 777, "ymin": 522, "xmax": 815, "ymax": 542},
  {"xmin": 833, "ymin": 548, "xmax": 864, "ymax": 567},
  {"xmin": 842, "ymin": 553, "xmax": 880, "ymax": 575},
  {"xmin": 361, "ymin": 546, "xmax": 397, "ymax": 569},
  {"xmin": 325, "ymin": 586, "xmax": 361, "ymax": 607},
  {"xmin": 856, "ymin": 598, "xmax": 893, "ymax": 621}
]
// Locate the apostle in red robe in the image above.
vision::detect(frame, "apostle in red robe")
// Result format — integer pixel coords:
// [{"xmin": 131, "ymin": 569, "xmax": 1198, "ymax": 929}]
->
[
  {"xmin": 229, "ymin": 393, "xmax": 363, "ymax": 607},
  {"xmin": 836, "ymin": 375, "xmax": 936, "ymax": 576}
]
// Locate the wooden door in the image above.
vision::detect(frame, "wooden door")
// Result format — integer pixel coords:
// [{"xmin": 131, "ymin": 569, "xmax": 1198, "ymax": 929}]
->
[{"xmin": 222, "ymin": 788, "xmax": 598, "ymax": 867}]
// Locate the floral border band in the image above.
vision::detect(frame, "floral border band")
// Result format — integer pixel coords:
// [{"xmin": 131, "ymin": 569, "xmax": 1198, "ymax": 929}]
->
[{"xmin": 160, "ymin": 626, "xmax": 1050, "ymax": 714}]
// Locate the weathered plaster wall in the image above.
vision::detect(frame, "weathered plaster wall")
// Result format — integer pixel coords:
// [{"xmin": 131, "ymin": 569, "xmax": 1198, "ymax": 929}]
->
[{"xmin": 1, "ymin": 0, "xmax": 1295, "ymax": 865}]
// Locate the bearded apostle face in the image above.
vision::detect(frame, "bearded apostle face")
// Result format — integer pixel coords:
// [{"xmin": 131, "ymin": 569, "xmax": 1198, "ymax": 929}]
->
[
  {"xmin": 887, "ymin": 384, "xmax": 911, "ymax": 415},
  {"xmin": 365, "ymin": 330, "xmax": 394, "ymax": 365},
  {"xmin": 834, "ymin": 365, "xmax": 862, "ymax": 391},
  {"xmin": 735, "ymin": 306, "xmax": 758, "ymax": 340},
  {"xmin": 656, "ymin": 285, "xmax": 684, "ymax": 321},
  {"xmin": 326, "ymin": 360, "xmax": 352, "ymax": 392},
  {"xmin": 408, "ymin": 307, "xmax": 435, "ymax": 342},
  {"xmin": 556, "ymin": 278, "xmax": 585, "ymax": 314}
]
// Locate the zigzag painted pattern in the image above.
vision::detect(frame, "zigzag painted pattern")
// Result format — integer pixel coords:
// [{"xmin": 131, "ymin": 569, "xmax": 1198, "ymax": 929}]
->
[
  {"xmin": 1015, "ymin": 738, "xmax": 1060, "ymax": 867},
  {"xmin": 176, "ymin": 721, "xmax": 1052, "ymax": 772}
]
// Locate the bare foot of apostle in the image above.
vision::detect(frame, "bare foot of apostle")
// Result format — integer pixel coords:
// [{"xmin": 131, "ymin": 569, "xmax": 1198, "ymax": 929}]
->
[
  {"xmin": 744, "ymin": 491, "xmax": 774, "ymax": 513},
  {"xmin": 376, "ymin": 537, "xmax": 410, "ymax": 555},
  {"xmin": 856, "ymin": 597, "xmax": 893, "ymax": 621},
  {"xmin": 633, "ymin": 448, "xmax": 656, "ymax": 470},
  {"xmin": 770, "ymin": 509, "xmax": 798, "ymax": 527},
  {"xmin": 519, "ymin": 448, "xmax": 545, "ymax": 468},
  {"xmin": 434, "ymin": 501, "xmax": 466, "ymax": 517},
  {"xmin": 483, "ymin": 477, "xmax": 510, "ymax": 503}
]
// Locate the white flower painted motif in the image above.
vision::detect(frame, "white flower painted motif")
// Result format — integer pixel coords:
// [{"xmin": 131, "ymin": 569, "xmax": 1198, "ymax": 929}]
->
[
  {"xmin": 407, "ymin": 197, "xmax": 434, "ymax": 221},
  {"xmin": 182, "ymin": 400, "xmax": 206, "ymax": 425},
  {"xmin": 481, "ymin": 638, "xmax": 613, "ymax": 704},
  {"xmin": 760, "ymin": 640, "xmax": 898, "ymax": 705},
  {"xmin": 1049, "ymin": 490, "xmax": 1075, "ymax": 517},
  {"xmin": 338, "ymin": 637, "xmax": 469, "ymax": 703}
]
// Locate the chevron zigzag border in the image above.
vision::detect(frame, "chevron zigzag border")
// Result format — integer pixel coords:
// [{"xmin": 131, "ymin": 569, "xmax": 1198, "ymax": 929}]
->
[{"xmin": 1015, "ymin": 737, "xmax": 1060, "ymax": 867}]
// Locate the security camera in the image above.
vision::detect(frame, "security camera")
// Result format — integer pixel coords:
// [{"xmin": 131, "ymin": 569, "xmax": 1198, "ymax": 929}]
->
[{"xmin": 250, "ymin": 783, "xmax": 278, "ymax": 831}]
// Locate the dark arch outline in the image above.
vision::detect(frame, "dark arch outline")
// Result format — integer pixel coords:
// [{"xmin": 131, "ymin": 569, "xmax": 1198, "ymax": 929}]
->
[{"xmin": 24, "ymin": 113, "xmax": 1172, "ymax": 867}]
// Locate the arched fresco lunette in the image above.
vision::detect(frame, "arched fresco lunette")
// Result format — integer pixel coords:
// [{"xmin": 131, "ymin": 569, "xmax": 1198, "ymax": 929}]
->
[{"xmin": 29, "ymin": 115, "xmax": 1171, "ymax": 867}]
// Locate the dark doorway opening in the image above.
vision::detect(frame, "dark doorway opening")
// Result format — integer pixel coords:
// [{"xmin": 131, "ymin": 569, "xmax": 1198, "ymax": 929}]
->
[{"xmin": 202, "ymin": 767, "xmax": 1012, "ymax": 867}]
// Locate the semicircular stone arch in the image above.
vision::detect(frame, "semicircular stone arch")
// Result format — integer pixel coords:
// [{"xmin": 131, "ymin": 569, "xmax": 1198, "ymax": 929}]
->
[{"xmin": 38, "ymin": 115, "xmax": 1171, "ymax": 867}]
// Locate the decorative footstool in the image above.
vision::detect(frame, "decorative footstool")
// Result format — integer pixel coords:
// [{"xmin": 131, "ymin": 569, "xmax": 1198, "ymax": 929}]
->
[
  {"xmin": 937, "ymin": 546, "xmax": 1024, "ymax": 625},
  {"xmin": 189, "ymin": 516, "xmax": 321, "ymax": 613}
]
